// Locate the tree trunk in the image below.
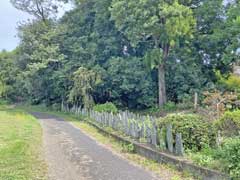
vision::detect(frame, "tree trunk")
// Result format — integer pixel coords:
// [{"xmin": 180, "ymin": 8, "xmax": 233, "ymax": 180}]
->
[{"xmin": 158, "ymin": 64, "xmax": 167, "ymax": 107}]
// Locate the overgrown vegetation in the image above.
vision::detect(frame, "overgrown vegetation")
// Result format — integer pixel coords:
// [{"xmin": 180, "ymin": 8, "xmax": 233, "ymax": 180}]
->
[
  {"xmin": 93, "ymin": 102, "xmax": 118, "ymax": 114},
  {"xmin": 215, "ymin": 110, "xmax": 240, "ymax": 137},
  {"xmin": 158, "ymin": 114, "xmax": 216, "ymax": 151},
  {"xmin": 215, "ymin": 137, "xmax": 240, "ymax": 179}
]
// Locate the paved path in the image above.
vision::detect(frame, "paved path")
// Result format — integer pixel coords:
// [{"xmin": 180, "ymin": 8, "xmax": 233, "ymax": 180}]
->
[{"xmin": 32, "ymin": 112, "xmax": 158, "ymax": 180}]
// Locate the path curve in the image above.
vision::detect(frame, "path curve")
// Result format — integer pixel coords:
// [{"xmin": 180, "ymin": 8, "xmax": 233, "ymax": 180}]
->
[{"xmin": 32, "ymin": 112, "xmax": 159, "ymax": 180}]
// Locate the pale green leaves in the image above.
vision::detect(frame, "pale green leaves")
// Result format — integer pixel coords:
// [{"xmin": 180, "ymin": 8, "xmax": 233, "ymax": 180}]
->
[
  {"xmin": 110, "ymin": 0, "xmax": 196, "ymax": 47},
  {"xmin": 161, "ymin": 1, "xmax": 196, "ymax": 44},
  {"xmin": 69, "ymin": 67, "xmax": 101, "ymax": 108},
  {"xmin": 144, "ymin": 49, "xmax": 163, "ymax": 70}
]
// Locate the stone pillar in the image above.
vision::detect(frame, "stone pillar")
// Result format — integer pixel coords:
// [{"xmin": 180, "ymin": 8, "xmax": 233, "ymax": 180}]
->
[
  {"xmin": 175, "ymin": 133, "xmax": 184, "ymax": 156},
  {"xmin": 166, "ymin": 124, "xmax": 173, "ymax": 153}
]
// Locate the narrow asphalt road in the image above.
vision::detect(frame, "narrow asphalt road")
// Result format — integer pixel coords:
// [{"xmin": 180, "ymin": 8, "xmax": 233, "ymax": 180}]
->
[{"xmin": 32, "ymin": 112, "xmax": 159, "ymax": 180}]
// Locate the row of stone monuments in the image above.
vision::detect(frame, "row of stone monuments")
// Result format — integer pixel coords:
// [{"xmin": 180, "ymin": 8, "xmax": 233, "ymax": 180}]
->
[{"xmin": 62, "ymin": 105, "xmax": 184, "ymax": 156}]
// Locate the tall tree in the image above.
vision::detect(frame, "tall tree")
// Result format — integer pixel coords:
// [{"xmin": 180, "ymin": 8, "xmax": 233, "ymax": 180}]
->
[
  {"xmin": 110, "ymin": 0, "xmax": 196, "ymax": 106},
  {"xmin": 16, "ymin": 20, "xmax": 65, "ymax": 104}
]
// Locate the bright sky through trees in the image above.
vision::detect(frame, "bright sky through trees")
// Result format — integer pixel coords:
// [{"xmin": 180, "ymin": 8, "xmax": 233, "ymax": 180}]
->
[
  {"xmin": 0, "ymin": 1, "xmax": 32, "ymax": 51},
  {"xmin": 0, "ymin": 0, "xmax": 72, "ymax": 51}
]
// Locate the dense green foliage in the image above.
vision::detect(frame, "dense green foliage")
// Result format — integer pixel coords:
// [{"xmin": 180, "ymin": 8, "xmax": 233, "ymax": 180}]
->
[
  {"xmin": 0, "ymin": 0, "xmax": 240, "ymax": 110},
  {"xmin": 158, "ymin": 114, "xmax": 216, "ymax": 151},
  {"xmin": 110, "ymin": 0, "xmax": 196, "ymax": 106},
  {"xmin": 214, "ymin": 137, "xmax": 240, "ymax": 179},
  {"xmin": 93, "ymin": 102, "xmax": 118, "ymax": 114},
  {"xmin": 215, "ymin": 110, "xmax": 240, "ymax": 137}
]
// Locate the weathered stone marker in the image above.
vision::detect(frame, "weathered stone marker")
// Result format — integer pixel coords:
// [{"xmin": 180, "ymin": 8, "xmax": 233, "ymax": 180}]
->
[
  {"xmin": 159, "ymin": 128, "xmax": 166, "ymax": 150},
  {"xmin": 175, "ymin": 133, "xmax": 184, "ymax": 156},
  {"xmin": 151, "ymin": 125, "xmax": 157, "ymax": 147},
  {"xmin": 166, "ymin": 124, "xmax": 173, "ymax": 153}
]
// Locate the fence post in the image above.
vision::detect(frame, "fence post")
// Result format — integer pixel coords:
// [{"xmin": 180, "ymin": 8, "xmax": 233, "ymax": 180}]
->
[{"xmin": 194, "ymin": 92, "xmax": 198, "ymax": 110}]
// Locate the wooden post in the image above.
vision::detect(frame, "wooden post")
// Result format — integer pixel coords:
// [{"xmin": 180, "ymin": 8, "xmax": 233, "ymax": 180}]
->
[{"xmin": 194, "ymin": 92, "xmax": 198, "ymax": 110}]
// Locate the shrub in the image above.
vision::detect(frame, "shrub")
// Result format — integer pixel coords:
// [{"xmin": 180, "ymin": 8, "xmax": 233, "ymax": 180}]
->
[
  {"xmin": 51, "ymin": 103, "xmax": 61, "ymax": 111},
  {"xmin": 177, "ymin": 94, "xmax": 194, "ymax": 110},
  {"xmin": 187, "ymin": 147, "xmax": 220, "ymax": 169},
  {"xmin": 121, "ymin": 142, "xmax": 135, "ymax": 153},
  {"xmin": 143, "ymin": 102, "xmax": 177, "ymax": 116},
  {"xmin": 157, "ymin": 113, "xmax": 216, "ymax": 151},
  {"xmin": 215, "ymin": 137, "xmax": 240, "ymax": 179},
  {"xmin": 0, "ymin": 99, "xmax": 8, "ymax": 105},
  {"xmin": 190, "ymin": 152, "xmax": 214, "ymax": 166},
  {"xmin": 162, "ymin": 101, "xmax": 177, "ymax": 111},
  {"xmin": 202, "ymin": 90, "xmax": 238, "ymax": 118},
  {"xmin": 93, "ymin": 102, "xmax": 118, "ymax": 114},
  {"xmin": 215, "ymin": 110, "xmax": 240, "ymax": 137}
]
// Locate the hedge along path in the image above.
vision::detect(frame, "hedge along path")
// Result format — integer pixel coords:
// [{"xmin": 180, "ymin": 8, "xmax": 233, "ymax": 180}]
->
[{"xmin": 32, "ymin": 112, "xmax": 160, "ymax": 180}]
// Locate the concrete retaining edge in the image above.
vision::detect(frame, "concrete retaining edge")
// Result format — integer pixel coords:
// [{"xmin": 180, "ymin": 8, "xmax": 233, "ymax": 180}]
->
[{"xmin": 86, "ymin": 120, "xmax": 231, "ymax": 180}]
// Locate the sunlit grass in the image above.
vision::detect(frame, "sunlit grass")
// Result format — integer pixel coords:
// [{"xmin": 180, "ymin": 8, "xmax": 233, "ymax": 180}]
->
[{"xmin": 0, "ymin": 107, "xmax": 46, "ymax": 180}]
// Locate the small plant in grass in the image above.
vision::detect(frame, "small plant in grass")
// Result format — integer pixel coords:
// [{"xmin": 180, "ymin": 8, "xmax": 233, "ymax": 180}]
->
[
  {"xmin": 93, "ymin": 102, "xmax": 118, "ymax": 114},
  {"xmin": 121, "ymin": 142, "xmax": 135, "ymax": 153},
  {"xmin": 187, "ymin": 148, "xmax": 215, "ymax": 167}
]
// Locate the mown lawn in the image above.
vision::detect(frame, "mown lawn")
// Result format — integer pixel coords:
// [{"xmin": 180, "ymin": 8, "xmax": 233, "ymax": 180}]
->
[{"xmin": 0, "ymin": 108, "xmax": 46, "ymax": 180}]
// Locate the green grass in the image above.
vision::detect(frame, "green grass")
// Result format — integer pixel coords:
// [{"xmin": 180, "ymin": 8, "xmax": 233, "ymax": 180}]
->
[{"xmin": 0, "ymin": 107, "xmax": 46, "ymax": 180}]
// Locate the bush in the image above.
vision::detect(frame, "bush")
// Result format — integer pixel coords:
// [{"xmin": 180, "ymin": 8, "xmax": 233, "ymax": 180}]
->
[
  {"xmin": 51, "ymin": 103, "xmax": 61, "ymax": 111},
  {"xmin": 162, "ymin": 101, "xmax": 177, "ymax": 111},
  {"xmin": 93, "ymin": 102, "xmax": 118, "ymax": 114},
  {"xmin": 0, "ymin": 99, "xmax": 8, "ymax": 105},
  {"xmin": 215, "ymin": 110, "xmax": 240, "ymax": 137},
  {"xmin": 143, "ymin": 102, "xmax": 177, "ymax": 115},
  {"xmin": 187, "ymin": 147, "xmax": 221, "ymax": 170},
  {"xmin": 157, "ymin": 113, "xmax": 216, "ymax": 151},
  {"xmin": 215, "ymin": 137, "xmax": 240, "ymax": 179}
]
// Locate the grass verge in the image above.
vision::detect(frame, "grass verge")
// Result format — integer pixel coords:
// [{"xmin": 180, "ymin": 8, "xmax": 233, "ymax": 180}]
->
[{"xmin": 0, "ymin": 106, "xmax": 47, "ymax": 180}]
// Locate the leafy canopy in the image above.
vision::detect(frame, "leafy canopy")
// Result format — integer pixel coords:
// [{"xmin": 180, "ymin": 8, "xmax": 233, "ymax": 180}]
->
[{"xmin": 110, "ymin": 0, "xmax": 196, "ymax": 48}]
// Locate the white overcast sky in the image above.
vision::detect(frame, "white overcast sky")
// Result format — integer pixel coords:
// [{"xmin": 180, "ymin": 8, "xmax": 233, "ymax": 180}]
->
[
  {"xmin": 0, "ymin": 0, "xmax": 73, "ymax": 51},
  {"xmin": 0, "ymin": 0, "xmax": 33, "ymax": 51}
]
